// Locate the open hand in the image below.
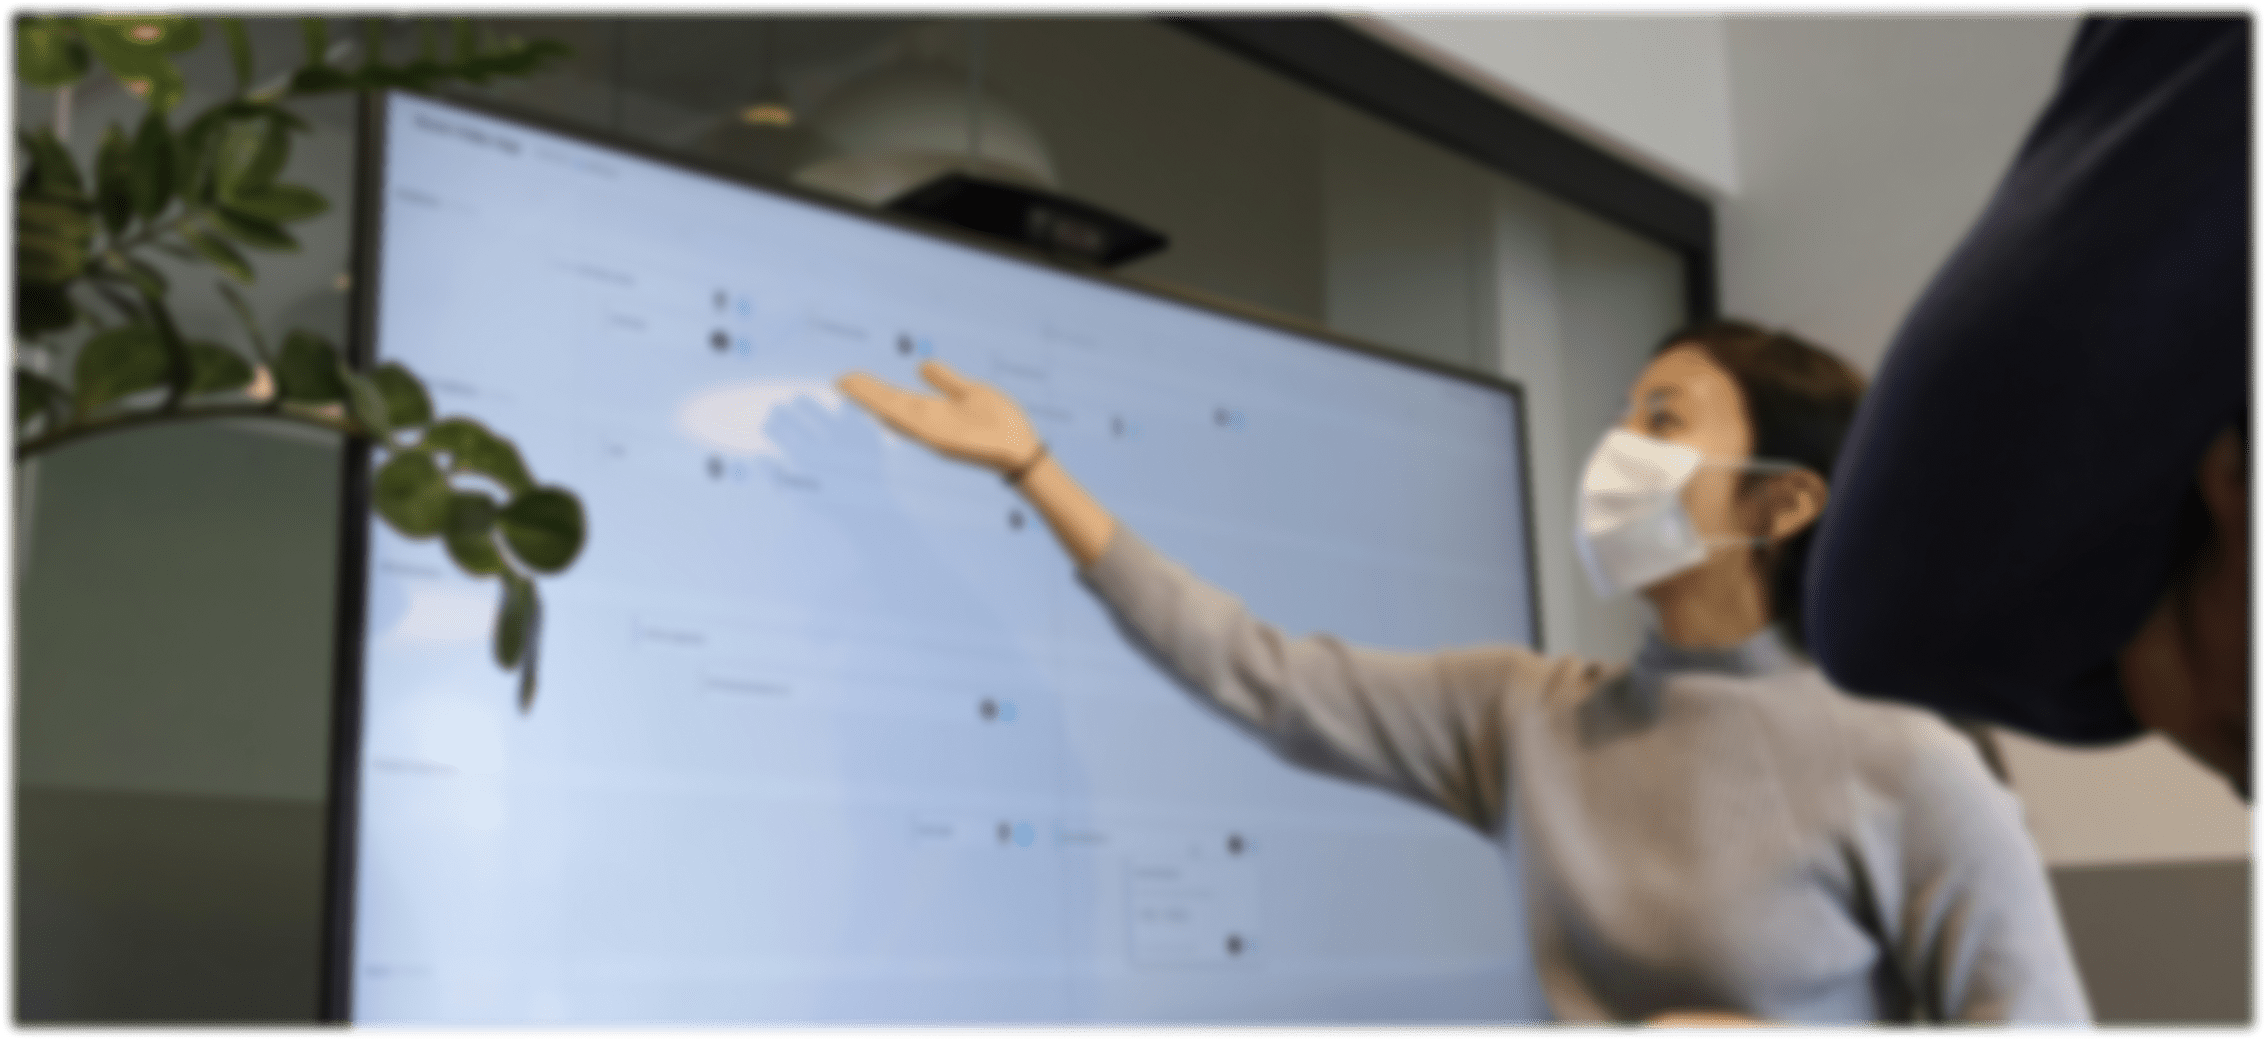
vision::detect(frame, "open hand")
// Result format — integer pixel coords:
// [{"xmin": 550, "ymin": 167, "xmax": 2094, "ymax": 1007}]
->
[{"xmin": 837, "ymin": 360, "xmax": 1042, "ymax": 474}]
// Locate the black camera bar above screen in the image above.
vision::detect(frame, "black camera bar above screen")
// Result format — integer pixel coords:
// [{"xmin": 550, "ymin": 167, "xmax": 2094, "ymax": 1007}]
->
[{"xmin": 330, "ymin": 88, "xmax": 1541, "ymax": 1025}]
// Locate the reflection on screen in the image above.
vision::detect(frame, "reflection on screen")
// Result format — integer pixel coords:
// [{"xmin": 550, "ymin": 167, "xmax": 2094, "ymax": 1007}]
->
[{"xmin": 351, "ymin": 92, "xmax": 1543, "ymax": 1024}]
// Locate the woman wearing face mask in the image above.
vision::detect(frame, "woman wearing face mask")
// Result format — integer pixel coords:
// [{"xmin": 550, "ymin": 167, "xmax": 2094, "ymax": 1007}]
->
[{"xmin": 838, "ymin": 319, "xmax": 2089, "ymax": 1024}]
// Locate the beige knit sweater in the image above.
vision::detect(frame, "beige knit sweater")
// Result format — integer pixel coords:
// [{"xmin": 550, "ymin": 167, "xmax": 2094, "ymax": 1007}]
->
[{"xmin": 1080, "ymin": 529, "xmax": 2091, "ymax": 1024}]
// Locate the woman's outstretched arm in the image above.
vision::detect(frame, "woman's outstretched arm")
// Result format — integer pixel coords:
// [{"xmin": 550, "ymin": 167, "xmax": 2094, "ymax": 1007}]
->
[
  {"xmin": 835, "ymin": 360, "xmax": 1543, "ymax": 835},
  {"xmin": 839, "ymin": 360, "xmax": 1116, "ymax": 567}
]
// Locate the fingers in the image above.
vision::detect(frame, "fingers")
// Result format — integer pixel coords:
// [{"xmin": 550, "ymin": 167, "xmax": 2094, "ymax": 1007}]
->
[
  {"xmin": 838, "ymin": 372, "xmax": 914, "ymax": 418},
  {"xmin": 837, "ymin": 372, "xmax": 936, "ymax": 441},
  {"xmin": 919, "ymin": 359, "xmax": 978, "ymax": 400},
  {"xmin": 836, "ymin": 371, "xmax": 887, "ymax": 403}
]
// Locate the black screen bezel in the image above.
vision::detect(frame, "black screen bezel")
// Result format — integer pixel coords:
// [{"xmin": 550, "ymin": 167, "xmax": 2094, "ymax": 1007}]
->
[{"xmin": 322, "ymin": 85, "xmax": 1547, "ymax": 1022}]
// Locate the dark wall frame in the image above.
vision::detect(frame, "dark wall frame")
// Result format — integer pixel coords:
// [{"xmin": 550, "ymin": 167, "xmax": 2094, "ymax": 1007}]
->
[{"xmin": 1170, "ymin": 17, "xmax": 1719, "ymax": 322}]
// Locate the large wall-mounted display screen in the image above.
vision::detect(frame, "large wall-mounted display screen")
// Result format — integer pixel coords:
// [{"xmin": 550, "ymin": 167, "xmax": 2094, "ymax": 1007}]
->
[{"xmin": 345, "ymin": 90, "xmax": 1543, "ymax": 1024}]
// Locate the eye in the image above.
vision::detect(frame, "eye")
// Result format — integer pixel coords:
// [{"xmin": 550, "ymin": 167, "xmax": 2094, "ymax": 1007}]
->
[{"xmin": 1645, "ymin": 406, "xmax": 1682, "ymax": 436}]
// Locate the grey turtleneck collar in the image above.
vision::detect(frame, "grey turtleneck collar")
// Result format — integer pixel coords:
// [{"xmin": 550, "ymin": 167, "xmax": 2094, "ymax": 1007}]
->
[{"xmin": 1631, "ymin": 624, "xmax": 1805, "ymax": 682}]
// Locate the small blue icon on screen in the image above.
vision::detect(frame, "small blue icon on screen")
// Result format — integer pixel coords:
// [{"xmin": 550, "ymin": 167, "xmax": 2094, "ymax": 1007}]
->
[
  {"xmin": 735, "ymin": 335, "xmax": 752, "ymax": 356},
  {"xmin": 998, "ymin": 701, "xmax": 1018, "ymax": 723},
  {"xmin": 1012, "ymin": 821, "xmax": 1036, "ymax": 847},
  {"xmin": 735, "ymin": 295, "xmax": 751, "ymax": 317}
]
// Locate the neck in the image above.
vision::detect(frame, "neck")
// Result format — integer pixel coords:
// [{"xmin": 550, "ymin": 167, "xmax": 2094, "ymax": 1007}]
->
[{"xmin": 1643, "ymin": 553, "xmax": 1773, "ymax": 649}]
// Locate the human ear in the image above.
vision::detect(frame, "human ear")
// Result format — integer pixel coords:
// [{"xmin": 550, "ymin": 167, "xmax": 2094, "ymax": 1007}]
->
[
  {"xmin": 2196, "ymin": 425, "xmax": 2246, "ymax": 557},
  {"xmin": 1760, "ymin": 469, "xmax": 1828, "ymax": 542},
  {"xmin": 2111, "ymin": 425, "xmax": 2251, "ymax": 797}
]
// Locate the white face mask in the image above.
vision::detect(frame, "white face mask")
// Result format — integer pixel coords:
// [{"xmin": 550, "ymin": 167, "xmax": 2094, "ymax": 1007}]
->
[{"xmin": 1573, "ymin": 428, "xmax": 1796, "ymax": 598}]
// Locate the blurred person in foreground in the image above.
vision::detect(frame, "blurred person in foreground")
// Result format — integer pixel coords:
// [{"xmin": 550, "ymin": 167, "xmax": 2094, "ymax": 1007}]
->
[
  {"xmin": 1805, "ymin": 17, "xmax": 2250, "ymax": 799},
  {"xmin": 834, "ymin": 319, "xmax": 2090, "ymax": 1024}
]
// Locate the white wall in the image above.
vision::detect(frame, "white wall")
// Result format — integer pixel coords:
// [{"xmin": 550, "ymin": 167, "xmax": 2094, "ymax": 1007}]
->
[
  {"xmin": 1351, "ymin": 13, "xmax": 2251, "ymax": 869},
  {"xmin": 1716, "ymin": 15, "xmax": 2078, "ymax": 371},
  {"xmin": 1354, "ymin": 14, "xmax": 1739, "ymax": 200}
]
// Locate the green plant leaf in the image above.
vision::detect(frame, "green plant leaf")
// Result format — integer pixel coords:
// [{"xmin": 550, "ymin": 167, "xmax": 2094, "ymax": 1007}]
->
[
  {"xmin": 372, "ymin": 448, "xmax": 450, "ymax": 537},
  {"xmin": 453, "ymin": 18, "xmax": 477, "ymax": 62},
  {"xmin": 80, "ymin": 20, "xmax": 189, "ymax": 112},
  {"xmin": 73, "ymin": 321, "xmax": 167, "ymax": 411},
  {"xmin": 17, "ymin": 281, "xmax": 77, "ymax": 338},
  {"xmin": 176, "ymin": 108, "xmax": 229, "ymax": 203},
  {"xmin": 16, "ymin": 17, "xmax": 91, "ymax": 88},
  {"xmin": 107, "ymin": 254, "xmax": 168, "ymax": 302},
  {"xmin": 444, "ymin": 490, "xmax": 505, "ymax": 575},
  {"xmin": 338, "ymin": 363, "xmax": 392, "ymax": 437},
  {"xmin": 422, "ymin": 417, "xmax": 534, "ymax": 493},
  {"xmin": 362, "ymin": 18, "xmax": 386, "ymax": 67},
  {"xmin": 17, "ymin": 368, "xmax": 70, "ymax": 431},
  {"xmin": 301, "ymin": 18, "xmax": 329, "ymax": 67},
  {"xmin": 372, "ymin": 363, "xmax": 433, "ymax": 428},
  {"xmin": 181, "ymin": 224, "xmax": 253, "ymax": 283},
  {"xmin": 288, "ymin": 65, "xmax": 354, "ymax": 93},
  {"xmin": 16, "ymin": 195, "xmax": 91, "ymax": 237},
  {"xmin": 498, "ymin": 487, "xmax": 584, "ymax": 574},
  {"xmin": 221, "ymin": 18, "xmax": 252, "ymax": 94},
  {"xmin": 440, "ymin": 37, "xmax": 572, "ymax": 86},
  {"xmin": 239, "ymin": 117, "xmax": 290, "ymax": 190},
  {"xmin": 495, "ymin": 570, "xmax": 536, "ymax": 669},
  {"xmin": 226, "ymin": 182, "xmax": 326, "ymax": 224},
  {"xmin": 84, "ymin": 16, "xmax": 202, "ymax": 55},
  {"xmin": 129, "ymin": 110, "xmax": 173, "ymax": 220},
  {"xmin": 138, "ymin": 291, "xmax": 194, "ymax": 403},
  {"xmin": 124, "ymin": 62, "xmax": 186, "ymax": 114},
  {"xmin": 85, "ymin": 282, "xmax": 144, "ymax": 327},
  {"xmin": 16, "ymin": 236, "xmax": 84, "ymax": 285},
  {"xmin": 78, "ymin": 12, "xmax": 198, "ymax": 112},
  {"xmin": 275, "ymin": 329, "xmax": 345, "ymax": 403},
  {"xmin": 260, "ymin": 106, "xmax": 313, "ymax": 135},
  {"xmin": 175, "ymin": 103, "xmax": 308, "ymax": 205},
  {"xmin": 94, "ymin": 123, "xmax": 134, "ymax": 234},
  {"xmin": 390, "ymin": 60, "xmax": 449, "ymax": 90},
  {"xmin": 209, "ymin": 206, "xmax": 298, "ymax": 251},
  {"xmin": 338, "ymin": 65, "xmax": 406, "ymax": 91},
  {"xmin": 214, "ymin": 280, "xmax": 270, "ymax": 364},
  {"xmin": 185, "ymin": 340, "xmax": 253, "ymax": 396},
  {"xmin": 16, "ymin": 198, "xmax": 91, "ymax": 283},
  {"xmin": 518, "ymin": 616, "xmax": 540, "ymax": 710},
  {"xmin": 208, "ymin": 117, "xmax": 268, "ymax": 201},
  {"xmin": 18, "ymin": 127, "xmax": 87, "ymax": 202}
]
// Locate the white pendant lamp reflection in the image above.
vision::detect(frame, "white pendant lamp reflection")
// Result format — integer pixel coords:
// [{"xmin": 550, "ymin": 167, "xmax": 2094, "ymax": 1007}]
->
[{"xmin": 792, "ymin": 22, "xmax": 1056, "ymax": 208}]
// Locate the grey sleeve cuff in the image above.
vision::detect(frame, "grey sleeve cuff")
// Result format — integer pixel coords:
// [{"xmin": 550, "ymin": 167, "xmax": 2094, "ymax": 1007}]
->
[{"xmin": 1076, "ymin": 525, "xmax": 1171, "ymax": 620}]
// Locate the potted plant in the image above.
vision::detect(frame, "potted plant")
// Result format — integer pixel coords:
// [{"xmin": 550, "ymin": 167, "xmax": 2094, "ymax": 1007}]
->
[{"xmin": 15, "ymin": 15, "xmax": 583, "ymax": 706}]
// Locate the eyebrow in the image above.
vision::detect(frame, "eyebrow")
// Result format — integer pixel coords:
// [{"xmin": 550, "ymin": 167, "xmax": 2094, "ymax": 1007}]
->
[{"xmin": 1644, "ymin": 387, "xmax": 1681, "ymax": 408}]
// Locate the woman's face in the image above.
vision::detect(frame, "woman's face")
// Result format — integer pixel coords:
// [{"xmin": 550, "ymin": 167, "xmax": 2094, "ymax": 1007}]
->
[{"xmin": 1620, "ymin": 344, "xmax": 1755, "ymax": 544}]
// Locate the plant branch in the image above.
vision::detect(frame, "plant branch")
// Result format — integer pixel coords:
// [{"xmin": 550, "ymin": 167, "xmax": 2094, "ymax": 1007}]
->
[
  {"xmin": 16, "ymin": 402, "xmax": 363, "ymax": 461},
  {"xmin": 138, "ymin": 289, "xmax": 193, "ymax": 411},
  {"xmin": 105, "ymin": 210, "xmax": 199, "ymax": 254}
]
